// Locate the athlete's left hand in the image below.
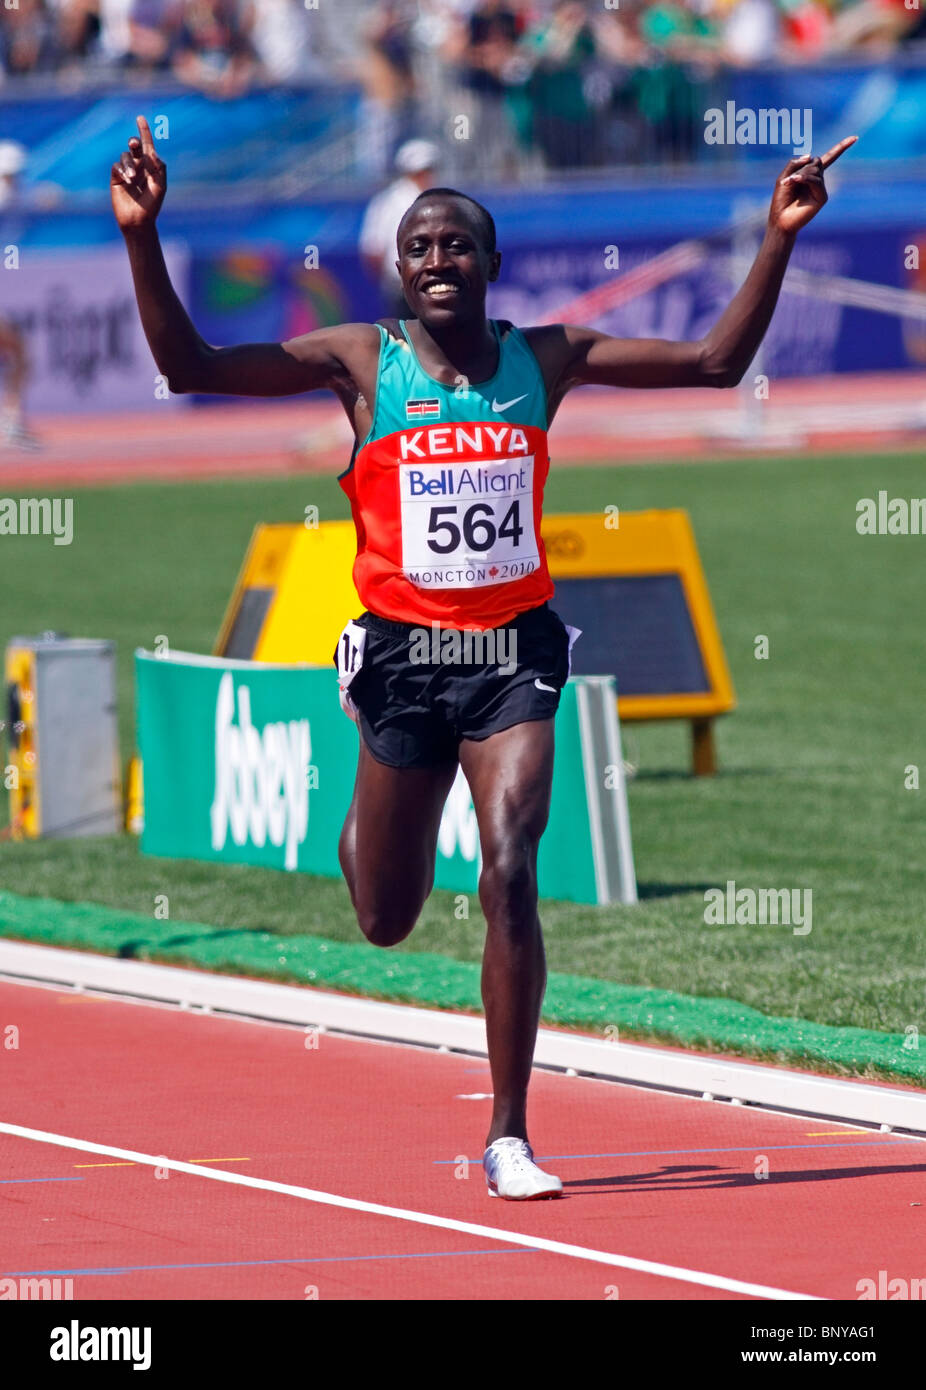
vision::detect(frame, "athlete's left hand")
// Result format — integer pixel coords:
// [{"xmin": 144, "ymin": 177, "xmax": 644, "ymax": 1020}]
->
[{"xmin": 768, "ymin": 135, "xmax": 858, "ymax": 237}]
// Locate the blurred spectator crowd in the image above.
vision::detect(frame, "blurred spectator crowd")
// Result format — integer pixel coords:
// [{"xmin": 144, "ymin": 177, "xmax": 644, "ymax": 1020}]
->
[{"xmin": 3, "ymin": 0, "xmax": 925, "ymax": 172}]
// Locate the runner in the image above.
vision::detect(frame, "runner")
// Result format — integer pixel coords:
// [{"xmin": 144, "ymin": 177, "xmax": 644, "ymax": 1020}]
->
[
  {"xmin": 112, "ymin": 117, "xmax": 856, "ymax": 1200},
  {"xmin": 0, "ymin": 140, "xmax": 40, "ymax": 453}
]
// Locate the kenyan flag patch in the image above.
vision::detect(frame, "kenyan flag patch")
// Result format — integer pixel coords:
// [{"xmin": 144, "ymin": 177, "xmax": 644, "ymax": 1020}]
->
[{"xmin": 405, "ymin": 398, "xmax": 441, "ymax": 421}]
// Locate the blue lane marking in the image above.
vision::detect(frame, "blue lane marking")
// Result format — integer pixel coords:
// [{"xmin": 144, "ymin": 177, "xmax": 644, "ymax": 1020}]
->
[
  {"xmin": 6, "ymin": 1248, "xmax": 539, "ymax": 1279},
  {"xmin": 433, "ymin": 1138, "xmax": 917, "ymax": 1165},
  {"xmin": 0, "ymin": 1176, "xmax": 85, "ymax": 1185}
]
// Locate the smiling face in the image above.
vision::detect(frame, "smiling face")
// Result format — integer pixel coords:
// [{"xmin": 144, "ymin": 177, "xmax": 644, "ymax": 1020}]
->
[{"xmin": 396, "ymin": 196, "xmax": 501, "ymax": 329}]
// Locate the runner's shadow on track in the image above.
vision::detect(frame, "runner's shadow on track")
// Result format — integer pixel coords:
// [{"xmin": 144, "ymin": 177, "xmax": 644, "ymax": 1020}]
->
[
  {"xmin": 117, "ymin": 928, "xmax": 250, "ymax": 959},
  {"xmin": 563, "ymin": 1160, "xmax": 926, "ymax": 1193},
  {"xmin": 635, "ymin": 882, "xmax": 717, "ymax": 900},
  {"xmin": 632, "ymin": 769, "xmax": 780, "ymax": 783}
]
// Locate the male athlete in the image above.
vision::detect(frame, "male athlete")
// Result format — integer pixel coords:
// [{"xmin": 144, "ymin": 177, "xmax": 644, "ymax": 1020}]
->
[
  {"xmin": 112, "ymin": 117, "xmax": 855, "ymax": 1200},
  {"xmin": 0, "ymin": 140, "xmax": 40, "ymax": 452}
]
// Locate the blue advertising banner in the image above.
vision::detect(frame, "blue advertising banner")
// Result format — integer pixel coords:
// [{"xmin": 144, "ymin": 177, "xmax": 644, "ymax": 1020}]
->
[
  {"xmin": 185, "ymin": 223, "xmax": 926, "ymax": 384},
  {"xmin": 489, "ymin": 228, "xmax": 923, "ymax": 377}
]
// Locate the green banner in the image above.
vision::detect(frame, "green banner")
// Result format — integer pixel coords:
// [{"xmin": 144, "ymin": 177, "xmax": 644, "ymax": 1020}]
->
[{"xmin": 136, "ymin": 651, "xmax": 636, "ymax": 905}]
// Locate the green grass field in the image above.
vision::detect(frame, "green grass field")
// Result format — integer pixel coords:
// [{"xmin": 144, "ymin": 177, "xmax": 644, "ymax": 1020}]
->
[{"xmin": 1, "ymin": 447, "xmax": 924, "ymax": 1065}]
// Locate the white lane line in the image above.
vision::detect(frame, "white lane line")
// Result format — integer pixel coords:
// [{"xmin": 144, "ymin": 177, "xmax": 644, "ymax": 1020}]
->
[{"xmin": 0, "ymin": 1121, "xmax": 820, "ymax": 1301}]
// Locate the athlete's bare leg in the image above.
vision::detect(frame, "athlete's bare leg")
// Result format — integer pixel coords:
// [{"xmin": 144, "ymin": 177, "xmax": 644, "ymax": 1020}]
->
[
  {"xmin": 0, "ymin": 322, "xmax": 27, "ymax": 413},
  {"xmin": 458, "ymin": 719, "xmax": 554, "ymax": 1147},
  {"xmin": 339, "ymin": 740, "xmax": 458, "ymax": 946},
  {"xmin": 0, "ymin": 321, "xmax": 37, "ymax": 448}
]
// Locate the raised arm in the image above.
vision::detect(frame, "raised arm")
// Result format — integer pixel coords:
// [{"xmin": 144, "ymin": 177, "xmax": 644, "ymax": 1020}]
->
[
  {"xmin": 111, "ymin": 116, "xmax": 368, "ymax": 397},
  {"xmin": 530, "ymin": 137, "xmax": 857, "ymax": 405}
]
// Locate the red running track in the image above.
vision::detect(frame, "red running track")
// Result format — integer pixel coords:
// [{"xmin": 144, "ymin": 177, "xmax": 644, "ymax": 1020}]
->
[
  {"xmin": 2, "ymin": 371, "xmax": 925, "ymax": 489},
  {"xmin": 1, "ymin": 979, "xmax": 924, "ymax": 1301}
]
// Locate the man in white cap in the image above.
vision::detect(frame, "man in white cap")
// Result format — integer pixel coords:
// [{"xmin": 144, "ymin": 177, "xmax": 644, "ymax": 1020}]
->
[
  {"xmin": 0, "ymin": 141, "xmax": 40, "ymax": 452},
  {"xmin": 0, "ymin": 140, "xmax": 26, "ymax": 210},
  {"xmin": 360, "ymin": 138, "xmax": 440, "ymax": 318}
]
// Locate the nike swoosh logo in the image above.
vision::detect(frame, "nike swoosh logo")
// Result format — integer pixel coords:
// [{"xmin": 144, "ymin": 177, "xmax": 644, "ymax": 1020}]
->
[
  {"xmin": 492, "ymin": 394, "xmax": 528, "ymax": 413},
  {"xmin": 534, "ymin": 678, "xmax": 558, "ymax": 693}
]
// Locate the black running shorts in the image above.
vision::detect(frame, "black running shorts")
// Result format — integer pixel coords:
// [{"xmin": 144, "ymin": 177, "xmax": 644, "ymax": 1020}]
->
[{"xmin": 333, "ymin": 603, "xmax": 578, "ymax": 769}]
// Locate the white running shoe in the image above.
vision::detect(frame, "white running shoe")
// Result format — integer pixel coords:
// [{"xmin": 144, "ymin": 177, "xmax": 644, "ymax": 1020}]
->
[{"xmin": 483, "ymin": 1137, "xmax": 563, "ymax": 1201}]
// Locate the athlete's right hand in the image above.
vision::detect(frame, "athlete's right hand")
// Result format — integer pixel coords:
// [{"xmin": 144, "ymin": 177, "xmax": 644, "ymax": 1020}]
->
[{"xmin": 110, "ymin": 116, "xmax": 166, "ymax": 232}]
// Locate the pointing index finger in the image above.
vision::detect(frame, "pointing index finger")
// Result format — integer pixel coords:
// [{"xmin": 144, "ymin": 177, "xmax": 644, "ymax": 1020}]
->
[
  {"xmin": 136, "ymin": 115, "xmax": 156, "ymax": 155},
  {"xmin": 819, "ymin": 135, "xmax": 858, "ymax": 170}
]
